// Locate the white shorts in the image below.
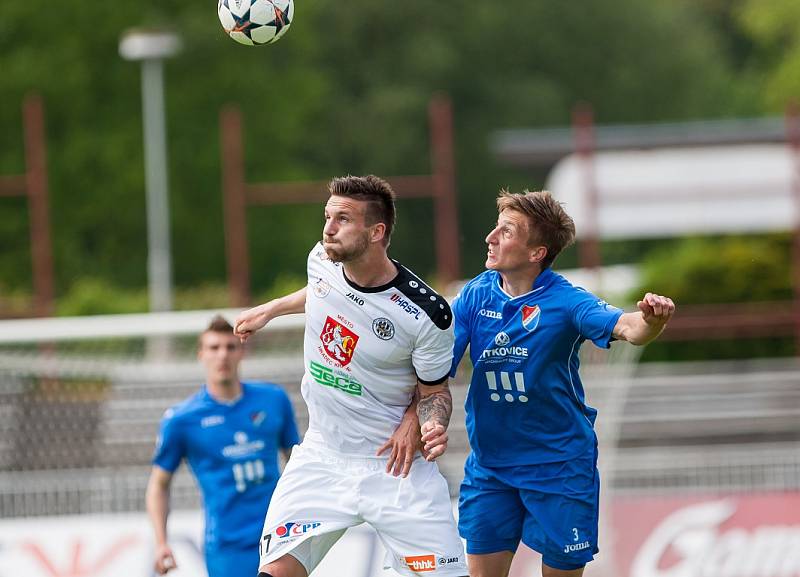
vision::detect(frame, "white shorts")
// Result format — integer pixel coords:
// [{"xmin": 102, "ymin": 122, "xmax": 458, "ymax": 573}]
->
[{"xmin": 258, "ymin": 441, "xmax": 467, "ymax": 576}]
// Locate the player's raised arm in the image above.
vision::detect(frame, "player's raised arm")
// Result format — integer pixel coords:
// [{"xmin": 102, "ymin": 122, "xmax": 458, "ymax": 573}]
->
[
  {"xmin": 417, "ymin": 379, "xmax": 452, "ymax": 461},
  {"xmin": 612, "ymin": 292, "xmax": 675, "ymax": 346},
  {"xmin": 234, "ymin": 286, "xmax": 307, "ymax": 341}
]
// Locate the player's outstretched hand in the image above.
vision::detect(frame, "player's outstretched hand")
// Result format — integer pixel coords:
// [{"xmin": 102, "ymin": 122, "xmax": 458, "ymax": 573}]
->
[
  {"xmin": 421, "ymin": 421, "xmax": 448, "ymax": 461},
  {"xmin": 154, "ymin": 544, "xmax": 177, "ymax": 575},
  {"xmin": 637, "ymin": 292, "xmax": 675, "ymax": 327},
  {"xmin": 234, "ymin": 305, "xmax": 270, "ymax": 342},
  {"xmin": 377, "ymin": 409, "xmax": 421, "ymax": 477}
]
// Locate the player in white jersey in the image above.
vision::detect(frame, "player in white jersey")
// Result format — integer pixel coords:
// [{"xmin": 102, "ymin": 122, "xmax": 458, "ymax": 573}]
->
[{"xmin": 235, "ymin": 175, "xmax": 467, "ymax": 577}]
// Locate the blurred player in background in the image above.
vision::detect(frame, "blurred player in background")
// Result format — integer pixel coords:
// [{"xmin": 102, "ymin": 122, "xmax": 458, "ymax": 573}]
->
[
  {"xmin": 235, "ymin": 175, "xmax": 468, "ymax": 577},
  {"xmin": 451, "ymin": 190, "xmax": 675, "ymax": 577},
  {"xmin": 145, "ymin": 315, "xmax": 300, "ymax": 577}
]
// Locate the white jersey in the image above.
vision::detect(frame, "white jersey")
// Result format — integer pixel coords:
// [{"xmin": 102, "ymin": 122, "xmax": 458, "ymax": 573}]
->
[{"xmin": 301, "ymin": 242, "xmax": 454, "ymax": 455}]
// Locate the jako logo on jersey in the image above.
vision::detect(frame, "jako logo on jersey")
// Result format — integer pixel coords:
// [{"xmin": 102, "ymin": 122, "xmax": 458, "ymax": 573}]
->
[
  {"xmin": 521, "ymin": 304, "xmax": 541, "ymax": 332},
  {"xmin": 250, "ymin": 411, "xmax": 265, "ymax": 426},
  {"xmin": 346, "ymin": 292, "xmax": 365, "ymax": 306},
  {"xmin": 309, "ymin": 361, "xmax": 363, "ymax": 396},
  {"xmin": 320, "ymin": 316, "xmax": 359, "ymax": 366},
  {"xmin": 438, "ymin": 556, "xmax": 460, "ymax": 565},
  {"xmin": 275, "ymin": 521, "xmax": 321, "ymax": 539},
  {"xmin": 372, "ymin": 317, "xmax": 395, "ymax": 340},
  {"xmin": 390, "ymin": 293, "xmax": 421, "ymax": 319},
  {"xmin": 479, "ymin": 308, "xmax": 502, "ymax": 319},
  {"xmin": 404, "ymin": 555, "xmax": 436, "ymax": 572}
]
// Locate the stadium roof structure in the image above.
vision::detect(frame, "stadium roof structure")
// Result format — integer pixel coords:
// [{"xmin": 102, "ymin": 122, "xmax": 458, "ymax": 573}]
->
[
  {"xmin": 490, "ymin": 116, "xmax": 790, "ymax": 166},
  {"xmin": 544, "ymin": 143, "xmax": 797, "ymax": 239},
  {"xmin": 489, "ymin": 115, "xmax": 800, "ymax": 239}
]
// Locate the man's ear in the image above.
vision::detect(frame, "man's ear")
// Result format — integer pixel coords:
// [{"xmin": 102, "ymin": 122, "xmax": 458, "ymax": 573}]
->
[
  {"xmin": 370, "ymin": 222, "xmax": 387, "ymax": 244},
  {"xmin": 529, "ymin": 245, "xmax": 547, "ymax": 264}
]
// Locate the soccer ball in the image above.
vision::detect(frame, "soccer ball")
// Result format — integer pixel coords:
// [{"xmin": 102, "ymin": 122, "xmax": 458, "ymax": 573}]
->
[{"xmin": 218, "ymin": 0, "xmax": 294, "ymax": 46}]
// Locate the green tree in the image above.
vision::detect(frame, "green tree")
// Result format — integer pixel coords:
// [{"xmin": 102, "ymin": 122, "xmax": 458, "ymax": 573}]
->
[
  {"xmin": 0, "ymin": 0, "xmax": 755, "ymax": 312},
  {"xmin": 737, "ymin": 0, "xmax": 800, "ymax": 111},
  {"xmin": 632, "ymin": 234, "xmax": 793, "ymax": 360}
]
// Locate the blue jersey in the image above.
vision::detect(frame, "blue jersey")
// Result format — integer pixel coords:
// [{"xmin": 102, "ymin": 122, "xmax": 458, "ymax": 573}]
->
[
  {"xmin": 153, "ymin": 382, "xmax": 300, "ymax": 551},
  {"xmin": 451, "ymin": 268, "xmax": 623, "ymax": 467}
]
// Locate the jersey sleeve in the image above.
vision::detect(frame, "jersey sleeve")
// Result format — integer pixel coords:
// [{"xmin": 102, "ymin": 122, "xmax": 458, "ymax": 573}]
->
[
  {"xmin": 152, "ymin": 408, "xmax": 185, "ymax": 473},
  {"xmin": 307, "ymin": 243, "xmax": 319, "ymax": 278},
  {"xmin": 413, "ymin": 306, "xmax": 455, "ymax": 384},
  {"xmin": 449, "ymin": 287, "xmax": 473, "ymax": 378},
  {"xmin": 278, "ymin": 390, "xmax": 301, "ymax": 449},
  {"xmin": 570, "ymin": 290, "xmax": 624, "ymax": 349}
]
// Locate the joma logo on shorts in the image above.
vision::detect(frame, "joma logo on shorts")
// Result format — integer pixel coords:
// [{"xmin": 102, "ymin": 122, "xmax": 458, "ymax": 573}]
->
[
  {"xmin": 405, "ymin": 555, "xmax": 436, "ymax": 572},
  {"xmin": 564, "ymin": 540, "xmax": 590, "ymax": 553},
  {"xmin": 309, "ymin": 361, "xmax": 363, "ymax": 396}
]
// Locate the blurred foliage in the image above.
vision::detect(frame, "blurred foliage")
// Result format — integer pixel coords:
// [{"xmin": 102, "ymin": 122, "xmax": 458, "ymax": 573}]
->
[
  {"xmin": 736, "ymin": 0, "xmax": 800, "ymax": 111},
  {"xmin": 631, "ymin": 234, "xmax": 793, "ymax": 360},
  {"xmin": 57, "ymin": 278, "xmax": 149, "ymax": 316},
  {"xmin": 0, "ymin": 0, "xmax": 759, "ymax": 312},
  {"xmin": 634, "ymin": 234, "xmax": 791, "ymax": 304},
  {"xmin": 0, "ymin": 283, "xmax": 33, "ymax": 317},
  {"xmin": 256, "ymin": 273, "xmax": 307, "ymax": 304},
  {"xmin": 57, "ymin": 279, "xmax": 247, "ymax": 315}
]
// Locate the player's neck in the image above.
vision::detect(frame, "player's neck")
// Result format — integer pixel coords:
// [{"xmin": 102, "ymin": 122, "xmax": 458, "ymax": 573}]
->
[
  {"xmin": 499, "ymin": 267, "xmax": 542, "ymax": 298},
  {"xmin": 206, "ymin": 378, "xmax": 243, "ymax": 403},
  {"xmin": 343, "ymin": 251, "xmax": 397, "ymax": 288}
]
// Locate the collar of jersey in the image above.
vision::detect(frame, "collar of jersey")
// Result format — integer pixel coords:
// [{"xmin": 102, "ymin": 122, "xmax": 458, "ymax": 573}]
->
[
  {"xmin": 493, "ymin": 267, "xmax": 555, "ymax": 300},
  {"xmin": 201, "ymin": 384, "xmax": 245, "ymax": 407},
  {"xmin": 341, "ymin": 260, "xmax": 402, "ymax": 293}
]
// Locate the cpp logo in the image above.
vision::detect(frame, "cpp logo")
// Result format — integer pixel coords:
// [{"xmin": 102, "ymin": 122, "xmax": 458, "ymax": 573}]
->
[{"xmin": 275, "ymin": 521, "xmax": 321, "ymax": 539}]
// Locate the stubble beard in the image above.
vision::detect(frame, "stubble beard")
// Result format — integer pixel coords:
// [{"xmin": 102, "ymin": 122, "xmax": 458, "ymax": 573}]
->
[{"xmin": 323, "ymin": 232, "xmax": 370, "ymax": 263}]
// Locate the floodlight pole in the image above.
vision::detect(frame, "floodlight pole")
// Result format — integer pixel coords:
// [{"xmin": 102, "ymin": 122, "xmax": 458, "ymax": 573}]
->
[{"xmin": 119, "ymin": 30, "xmax": 181, "ymax": 312}]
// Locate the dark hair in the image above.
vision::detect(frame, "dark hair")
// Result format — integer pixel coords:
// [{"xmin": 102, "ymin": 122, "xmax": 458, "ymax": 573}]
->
[
  {"xmin": 198, "ymin": 314, "xmax": 235, "ymax": 347},
  {"xmin": 497, "ymin": 190, "xmax": 576, "ymax": 268},
  {"xmin": 328, "ymin": 175, "xmax": 396, "ymax": 245}
]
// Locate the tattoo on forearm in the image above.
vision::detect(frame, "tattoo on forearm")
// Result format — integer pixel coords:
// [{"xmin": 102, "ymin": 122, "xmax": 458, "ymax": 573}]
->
[{"xmin": 417, "ymin": 385, "xmax": 452, "ymax": 430}]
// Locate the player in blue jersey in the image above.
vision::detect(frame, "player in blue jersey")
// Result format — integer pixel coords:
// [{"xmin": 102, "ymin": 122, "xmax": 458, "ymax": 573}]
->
[
  {"xmin": 145, "ymin": 315, "xmax": 300, "ymax": 577},
  {"xmin": 451, "ymin": 190, "xmax": 675, "ymax": 577}
]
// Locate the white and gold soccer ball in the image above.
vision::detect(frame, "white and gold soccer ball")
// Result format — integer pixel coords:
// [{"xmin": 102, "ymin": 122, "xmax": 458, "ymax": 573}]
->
[{"xmin": 217, "ymin": 0, "xmax": 294, "ymax": 46}]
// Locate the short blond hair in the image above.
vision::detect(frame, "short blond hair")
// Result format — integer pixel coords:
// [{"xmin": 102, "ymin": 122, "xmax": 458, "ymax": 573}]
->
[{"xmin": 497, "ymin": 190, "xmax": 576, "ymax": 268}]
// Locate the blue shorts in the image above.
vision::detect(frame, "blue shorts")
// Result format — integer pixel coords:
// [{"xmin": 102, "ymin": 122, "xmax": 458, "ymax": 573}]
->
[
  {"xmin": 206, "ymin": 543, "xmax": 260, "ymax": 577},
  {"xmin": 458, "ymin": 449, "xmax": 600, "ymax": 571}
]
